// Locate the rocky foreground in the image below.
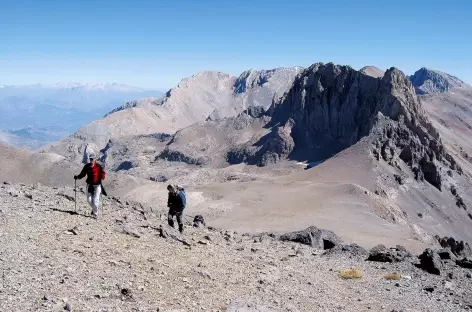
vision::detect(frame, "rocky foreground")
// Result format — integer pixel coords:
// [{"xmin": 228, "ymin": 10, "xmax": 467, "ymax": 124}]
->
[{"xmin": 0, "ymin": 182, "xmax": 471, "ymax": 312}]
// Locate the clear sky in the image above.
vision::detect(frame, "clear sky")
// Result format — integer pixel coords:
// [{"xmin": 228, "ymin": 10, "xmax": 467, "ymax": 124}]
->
[{"xmin": 1, "ymin": 0, "xmax": 471, "ymax": 89}]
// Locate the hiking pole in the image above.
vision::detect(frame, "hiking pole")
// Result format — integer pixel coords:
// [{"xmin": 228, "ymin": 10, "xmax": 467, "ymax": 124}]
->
[
  {"xmin": 183, "ymin": 214, "xmax": 195, "ymax": 225},
  {"xmin": 74, "ymin": 179, "xmax": 77, "ymax": 213}
]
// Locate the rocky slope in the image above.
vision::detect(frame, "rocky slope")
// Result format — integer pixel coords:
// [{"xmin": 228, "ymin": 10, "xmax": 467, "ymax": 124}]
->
[
  {"xmin": 421, "ymin": 86, "xmax": 472, "ymax": 165},
  {"xmin": 42, "ymin": 68, "xmax": 302, "ymax": 164},
  {"xmin": 0, "ymin": 143, "xmax": 158, "ymax": 201},
  {"xmin": 1, "ymin": 181, "xmax": 471, "ymax": 311}
]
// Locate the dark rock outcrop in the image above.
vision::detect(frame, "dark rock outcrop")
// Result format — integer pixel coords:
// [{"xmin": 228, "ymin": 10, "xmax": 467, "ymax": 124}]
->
[
  {"xmin": 243, "ymin": 106, "xmax": 266, "ymax": 119},
  {"xmin": 149, "ymin": 132, "xmax": 173, "ymax": 142},
  {"xmin": 227, "ymin": 119, "xmax": 295, "ymax": 166},
  {"xmin": 150, "ymin": 175, "xmax": 168, "ymax": 182},
  {"xmin": 229, "ymin": 62, "xmax": 460, "ymax": 191},
  {"xmin": 156, "ymin": 148, "xmax": 208, "ymax": 166},
  {"xmin": 435, "ymin": 236, "xmax": 472, "ymax": 258},
  {"xmin": 456, "ymin": 258, "xmax": 472, "ymax": 269},
  {"xmin": 418, "ymin": 249, "xmax": 442, "ymax": 275},
  {"xmin": 116, "ymin": 160, "xmax": 134, "ymax": 171},
  {"xmin": 278, "ymin": 226, "xmax": 343, "ymax": 250},
  {"xmin": 437, "ymin": 249, "xmax": 457, "ymax": 261},
  {"xmin": 324, "ymin": 243, "xmax": 368, "ymax": 257},
  {"xmin": 366, "ymin": 244, "xmax": 413, "ymax": 263}
]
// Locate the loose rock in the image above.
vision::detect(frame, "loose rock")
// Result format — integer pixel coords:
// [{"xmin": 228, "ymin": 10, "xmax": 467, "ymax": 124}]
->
[
  {"xmin": 366, "ymin": 245, "xmax": 412, "ymax": 263},
  {"xmin": 418, "ymin": 249, "xmax": 442, "ymax": 275}
]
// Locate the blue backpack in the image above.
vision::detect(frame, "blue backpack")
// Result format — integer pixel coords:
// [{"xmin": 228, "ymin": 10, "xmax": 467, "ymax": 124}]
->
[{"xmin": 178, "ymin": 190, "xmax": 186, "ymax": 209}]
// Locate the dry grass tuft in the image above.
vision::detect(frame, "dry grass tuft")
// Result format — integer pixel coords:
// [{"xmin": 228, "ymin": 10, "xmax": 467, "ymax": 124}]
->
[
  {"xmin": 384, "ymin": 273, "xmax": 401, "ymax": 280},
  {"xmin": 338, "ymin": 268, "xmax": 363, "ymax": 279}
]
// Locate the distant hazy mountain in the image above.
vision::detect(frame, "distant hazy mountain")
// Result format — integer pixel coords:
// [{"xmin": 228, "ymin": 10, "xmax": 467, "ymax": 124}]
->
[
  {"xmin": 0, "ymin": 83, "xmax": 162, "ymax": 150},
  {"xmin": 409, "ymin": 68, "xmax": 467, "ymax": 94}
]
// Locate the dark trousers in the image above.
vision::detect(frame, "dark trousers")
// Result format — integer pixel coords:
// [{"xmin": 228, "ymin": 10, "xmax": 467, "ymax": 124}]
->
[{"xmin": 168, "ymin": 209, "xmax": 183, "ymax": 233}]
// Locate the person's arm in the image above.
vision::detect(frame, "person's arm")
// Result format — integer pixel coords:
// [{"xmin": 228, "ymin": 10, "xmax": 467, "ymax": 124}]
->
[{"xmin": 75, "ymin": 164, "xmax": 88, "ymax": 179}]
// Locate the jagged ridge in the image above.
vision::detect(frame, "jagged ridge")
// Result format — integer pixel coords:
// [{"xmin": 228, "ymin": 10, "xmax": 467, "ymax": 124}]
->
[{"xmin": 229, "ymin": 62, "xmax": 461, "ymax": 189}]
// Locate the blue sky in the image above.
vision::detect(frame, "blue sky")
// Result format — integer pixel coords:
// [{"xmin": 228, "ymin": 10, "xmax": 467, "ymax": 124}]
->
[{"xmin": 1, "ymin": 0, "xmax": 471, "ymax": 89}]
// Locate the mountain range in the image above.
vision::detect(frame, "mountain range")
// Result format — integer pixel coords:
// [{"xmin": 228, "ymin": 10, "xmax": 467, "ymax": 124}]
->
[
  {"xmin": 28, "ymin": 62, "xmax": 471, "ymax": 253},
  {"xmin": 0, "ymin": 83, "xmax": 163, "ymax": 149},
  {"xmin": 0, "ymin": 61, "xmax": 470, "ymax": 252},
  {"xmin": 2, "ymin": 63, "xmax": 472, "ymax": 311}
]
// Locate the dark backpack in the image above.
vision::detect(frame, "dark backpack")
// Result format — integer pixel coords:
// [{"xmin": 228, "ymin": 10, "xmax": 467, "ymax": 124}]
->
[{"xmin": 178, "ymin": 190, "xmax": 186, "ymax": 209}]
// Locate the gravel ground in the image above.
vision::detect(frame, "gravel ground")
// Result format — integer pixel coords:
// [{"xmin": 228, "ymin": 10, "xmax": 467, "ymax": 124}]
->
[{"xmin": 0, "ymin": 182, "xmax": 471, "ymax": 312}]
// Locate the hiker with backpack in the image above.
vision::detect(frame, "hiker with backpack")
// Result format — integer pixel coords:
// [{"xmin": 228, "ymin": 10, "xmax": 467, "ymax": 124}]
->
[
  {"xmin": 167, "ymin": 184, "xmax": 186, "ymax": 233},
  {"xmin": 74, "ymin": 154, "xmax": 106, "ymax": 218}
]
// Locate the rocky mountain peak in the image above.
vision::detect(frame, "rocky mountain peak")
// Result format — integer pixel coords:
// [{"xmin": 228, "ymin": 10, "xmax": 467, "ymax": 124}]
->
[
  {"xmin": 377, "ymin": 67, "xmax": 427, "ymax": 124},
  {"xmin": 248, "ymin": 62, "xmax": 460, "ymax": 189},
  {"xmin": 409, "ymin": 67, "xmax": 466, "ymax": 94},
  {"xmin": 233, "ymin": 67, "xmax": 303, "ymax": 94},
  {"xmin": 233, "ymin": 69, "xmax": 275, "ymax": 94},
  {"xmin": 360, "ymin": 66, "xmax": 385, "ymax": 78},
  {"xmin": 177, "ymin": 71, "xmax": 235, "ymax": 90}
]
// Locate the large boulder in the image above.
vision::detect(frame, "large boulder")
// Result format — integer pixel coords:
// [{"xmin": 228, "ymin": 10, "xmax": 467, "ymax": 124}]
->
[
  {"xmin": 366, "ymin": 244, "xmax": 413, "ymax": 263},
  {"xmin": 418, "ymin": 248, "xmax": 442, "ymax": 275},
  {"xmin": 278, "ymin": 226, "xmax": 343, "ymax": 250},
  {"xmin": 158, "ymin": 225, "xmax": 190, "ymax": 246},
  {"xmin": 324, "ymin": 243, "xmax": 368, "ymax": 257}
]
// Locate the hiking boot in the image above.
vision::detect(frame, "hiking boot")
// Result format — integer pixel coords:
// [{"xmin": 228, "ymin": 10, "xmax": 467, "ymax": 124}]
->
[{"xmin": 179, "ymin": 224, "xmax": 184, "ymax": 234}]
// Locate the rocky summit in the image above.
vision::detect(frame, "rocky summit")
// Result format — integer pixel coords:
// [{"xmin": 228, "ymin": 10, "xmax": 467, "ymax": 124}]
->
[
  {"xmin": 1, "ymin": 182, "xmax": 472, "ymax": 311},
  {"xmin": 409, "ymin": 68, "xmax": 467, "ymax": 95}
]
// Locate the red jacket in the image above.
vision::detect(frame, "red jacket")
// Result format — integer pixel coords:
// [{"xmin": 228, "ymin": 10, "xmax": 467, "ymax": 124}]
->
[{"xmin": 77, "ymin": 163, "xmax": 106, "ymax": 185}]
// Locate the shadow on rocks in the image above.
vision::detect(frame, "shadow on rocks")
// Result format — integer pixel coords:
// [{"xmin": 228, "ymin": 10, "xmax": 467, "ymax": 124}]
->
[{"xmin": 49, "ymin": 207, "xmax": 94, "ymax": 219}]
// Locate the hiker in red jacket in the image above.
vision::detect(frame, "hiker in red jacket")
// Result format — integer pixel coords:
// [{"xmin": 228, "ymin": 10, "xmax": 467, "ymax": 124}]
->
[{"xmin": 74, "ymin": 154, "xmax": 106, "ymax": 218}]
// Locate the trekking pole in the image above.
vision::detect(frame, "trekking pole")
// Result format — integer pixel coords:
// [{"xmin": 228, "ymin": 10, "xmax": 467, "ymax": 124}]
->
[
  {"xmin": 74, "ymin": 179, "xmax": 77, "ymax": 213},
  {"xmin": 183, "ymin": 214, "xmax": 194, "ymax": 225}
]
